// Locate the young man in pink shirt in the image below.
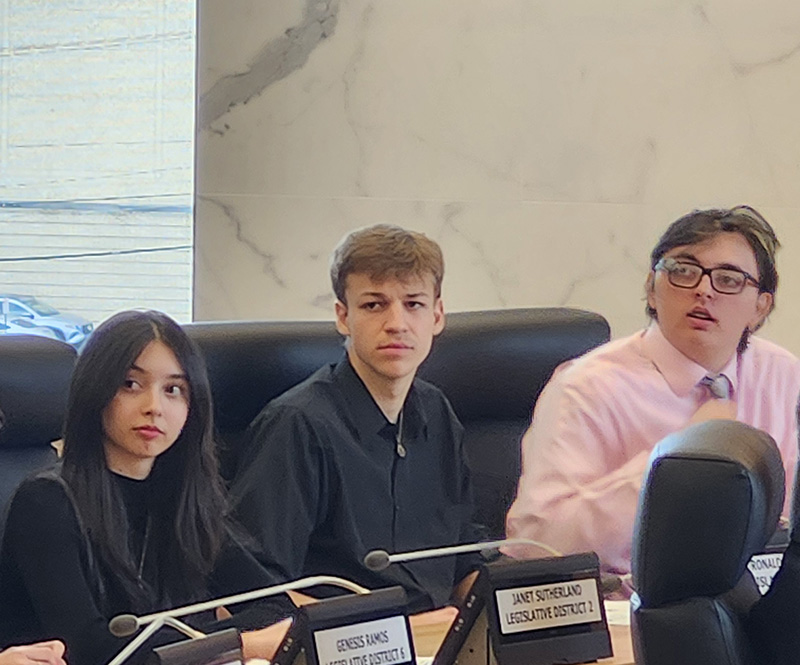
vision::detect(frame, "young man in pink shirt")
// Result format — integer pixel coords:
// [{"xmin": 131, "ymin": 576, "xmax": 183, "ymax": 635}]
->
[{"xmin": 506, "ymin": 206, "xmax": 800, "ymax": 579}]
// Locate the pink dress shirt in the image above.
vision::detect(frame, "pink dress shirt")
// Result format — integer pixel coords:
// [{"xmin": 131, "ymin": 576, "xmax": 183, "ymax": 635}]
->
[{"xmin": 505, "ymin": 324, "xmax": 800, "ymax": 576}]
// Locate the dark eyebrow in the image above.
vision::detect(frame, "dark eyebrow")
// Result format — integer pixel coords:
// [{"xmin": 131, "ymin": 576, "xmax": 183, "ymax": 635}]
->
[
  {"xmin": 714, "ymin": 262, "xmax": 749, "ymax": 273},
  {"xmin": 129, "ymin": 363, "xmax": 187, "ymax": 380},
  {"xmin": 671, "ymin": 253, "xmax": 749, "ymax": 273}
]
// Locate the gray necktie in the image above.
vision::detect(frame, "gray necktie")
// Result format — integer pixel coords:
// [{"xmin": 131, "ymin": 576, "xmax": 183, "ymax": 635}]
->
[{"xmin": 700, "ymin": 374, "xmax": 732, "ymax": 400}]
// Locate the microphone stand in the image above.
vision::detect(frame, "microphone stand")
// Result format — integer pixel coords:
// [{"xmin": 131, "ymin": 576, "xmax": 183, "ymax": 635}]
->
[
  {"xmin": 364, "ymin": 537, "xmax": 562, "ymax": 571},
  {"xmin": 162, "ymin": 617, "xmax": 206, "ymax": 639},
  {"xmin": 107, "ymin": 617, "xmax": 167, "ymax": 665},
  {"xmin": 390, "ymin": 537, "xmax": 561, "ymax": 564},
  {"xmin": 106, "ymin": 575, "xmax": 371, "ymax": 665},
  {"xmin": 131, "ymin": 575, "xmax": 369, "ymax": 628}
]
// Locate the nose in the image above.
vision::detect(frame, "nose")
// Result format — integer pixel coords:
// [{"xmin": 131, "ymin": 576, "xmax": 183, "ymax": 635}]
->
[
  {"xmin": 142, "ymin": 386, "xmax": 164, "ymax": 415},
  {"xmin": 694, "ymin": 273, "xmax": 715, "ymax": 298},
  {"xmin": 384, "ymin": 301, "xmax": 409, "ymax": 332}
]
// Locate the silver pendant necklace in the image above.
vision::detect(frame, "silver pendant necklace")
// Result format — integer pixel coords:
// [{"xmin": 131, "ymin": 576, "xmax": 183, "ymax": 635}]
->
[
  {"xmin": 395, "ymin": 410, "xmax": 406, "ymax": 458},
  {"xmin": 137, "ymin": 516, "xmax": 151, "ymax": 584}
]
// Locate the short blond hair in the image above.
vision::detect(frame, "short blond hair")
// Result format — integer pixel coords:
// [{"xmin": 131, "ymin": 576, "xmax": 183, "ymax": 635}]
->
[{"xmin": 330, "ymin": 224, "xmax": 444, "ymax": 303}]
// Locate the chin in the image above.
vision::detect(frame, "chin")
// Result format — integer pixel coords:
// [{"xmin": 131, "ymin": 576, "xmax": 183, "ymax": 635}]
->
[{"xmin": 377, "ymin": 362, "xmax": 417, "ymax": 381}]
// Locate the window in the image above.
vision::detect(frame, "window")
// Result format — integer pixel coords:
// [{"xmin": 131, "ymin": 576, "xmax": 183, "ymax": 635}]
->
[{"xmin": 0, "ymin": 0, "xmax": 196, "ymax": 347}]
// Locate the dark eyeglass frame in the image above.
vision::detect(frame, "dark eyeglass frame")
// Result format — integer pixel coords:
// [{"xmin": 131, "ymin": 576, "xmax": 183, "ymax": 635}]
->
[{"xmin": 654, "ymin": 257, "xmax": 760, "ymax": 295}]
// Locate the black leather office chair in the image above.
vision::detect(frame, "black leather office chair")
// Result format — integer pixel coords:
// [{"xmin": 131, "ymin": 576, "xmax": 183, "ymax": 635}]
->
[
  {"xmin": 0, "ymin": 336, "xmax": 75, "ymax": 538},
  {"xmin": 417, "ymin": 307, "xmax": 609, "ymax": 537},
  {"xmin": 631, "ymin": 420, "xmax": 785, "ymax": 665},
  {"xmin": 185, "ymin": 307, "xmax": 610, "ymax": 537},
  {"xmin": 746, "ymin": 430, "xmax": 800, "ymax": 665},
  {"xmin": 183, "ymin": 318, "xmax": 344, "ymax": 481}
]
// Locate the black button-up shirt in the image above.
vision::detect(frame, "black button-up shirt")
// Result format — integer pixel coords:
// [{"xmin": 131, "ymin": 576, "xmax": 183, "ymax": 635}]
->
[{"xmin": 232, "ymin": 357, "xmax": 482, "ymax": 611}]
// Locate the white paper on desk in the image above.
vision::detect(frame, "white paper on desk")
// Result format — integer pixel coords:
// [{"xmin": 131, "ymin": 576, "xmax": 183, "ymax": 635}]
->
[{"xmin": 603, "ymin": 600, "xmax": 630, "ymax": 626}]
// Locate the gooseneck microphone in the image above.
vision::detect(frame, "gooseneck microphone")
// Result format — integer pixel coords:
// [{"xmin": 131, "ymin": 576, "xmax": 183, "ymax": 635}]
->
[
  {"xmin": 363, "ymin": 537, "xmax": 562, "ymax": 571},
  {"xmin": 364, "ymin": 539, "xmax": 624, "ymax": 597},
  {"xmin": 107, "ymin": 618, "xmax": 169, "ymax": 665},
  {"xmin": 106, "ymin": 575, "xmax": 370, "ymax": 665},
  {"xmin": 109, "ymin": 574, "xmax": 370, "ymax": 638},
  {"xmin": 108, "ymin": 615, "xmax": 139, "ymax": 639},
  {"xmin": 109, "ymin": 615, "xmax": 205, "ymax": 639}
]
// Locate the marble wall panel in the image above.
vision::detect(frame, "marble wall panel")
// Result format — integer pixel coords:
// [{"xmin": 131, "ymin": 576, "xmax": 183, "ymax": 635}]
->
[{"xmin": 195, "ymin": 0, "xmax": 800, "ymax": 356}]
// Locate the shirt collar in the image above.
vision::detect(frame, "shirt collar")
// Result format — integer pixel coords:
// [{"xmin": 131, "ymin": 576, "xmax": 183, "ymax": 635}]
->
[
  {"xmin": 640, "ymin": 324, "xmax": 739, "ymax": 398},
  {"xmin": 333, "ymin": 355, "xmax": 426, "ymax": 440}
]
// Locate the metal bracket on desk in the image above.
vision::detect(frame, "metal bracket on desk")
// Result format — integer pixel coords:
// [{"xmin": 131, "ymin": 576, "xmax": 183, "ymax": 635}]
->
[{"xmin": 452, "ymin": 611, "xmax": 496, "ymax": 665}]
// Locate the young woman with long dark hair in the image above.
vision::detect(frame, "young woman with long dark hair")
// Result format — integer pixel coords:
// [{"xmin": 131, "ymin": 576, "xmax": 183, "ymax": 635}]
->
[{"xmin": 0, "ymin": 311, "xmax": 293, "ymax": 665}]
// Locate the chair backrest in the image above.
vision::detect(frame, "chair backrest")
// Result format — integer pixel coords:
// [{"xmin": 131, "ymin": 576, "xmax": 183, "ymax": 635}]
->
[
  {"xmin": 0, "ymin": 336, "xmax": 76, "ymax": 532},
  {"xmin": 745, "ymin": 425, "xmax": 800, "ymax": 665},
  {"xmin": 417, "ymin": 307, "xmax": 610, "ymax": 536},
  {"xmin": 183, "ymin": 318, "xmax": 344, "ymax": 480},
  {"xmin": 185, "ymin": 307, "xmax": 610, "ymax": 537},
  {"xmin": 631, "ymin": 420, "xmax": 785, "ymax": 665}
]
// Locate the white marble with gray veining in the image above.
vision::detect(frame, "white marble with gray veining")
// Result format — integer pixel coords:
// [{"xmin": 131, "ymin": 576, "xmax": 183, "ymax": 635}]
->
[{"xmin": 195, "ymin": 0, "xmax": 800, "ymax": 356}]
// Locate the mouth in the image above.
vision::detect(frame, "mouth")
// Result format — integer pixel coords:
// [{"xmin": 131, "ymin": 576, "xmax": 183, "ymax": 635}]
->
[
  {"xmin": 378, "ymin": 343, "xmax": 413, "ymax": 350},
  {"xmin": 687, "ymin": 308, "xmax": 717, "ymax": 323},
  {"xmin": 134, "ymin": 425, "xmax": 164, "ymax": 436}
]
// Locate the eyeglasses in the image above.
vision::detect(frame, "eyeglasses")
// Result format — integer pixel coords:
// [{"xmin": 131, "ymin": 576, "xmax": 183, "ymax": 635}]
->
[{"xmin": 654, "ymin": 258, "xmax": 760, "ymax": 295}]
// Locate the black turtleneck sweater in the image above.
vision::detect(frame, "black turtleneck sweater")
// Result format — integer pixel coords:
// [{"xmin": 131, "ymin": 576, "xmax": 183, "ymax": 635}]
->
[{"xmin": 0, "ymin": 471, "xmax": 294, "ymax": 665}]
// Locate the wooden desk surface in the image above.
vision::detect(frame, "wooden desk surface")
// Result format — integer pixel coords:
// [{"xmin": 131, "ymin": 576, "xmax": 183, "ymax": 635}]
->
[{"xmin": 412, "ymin": 618, "xmax": 634, "ymax": 665}]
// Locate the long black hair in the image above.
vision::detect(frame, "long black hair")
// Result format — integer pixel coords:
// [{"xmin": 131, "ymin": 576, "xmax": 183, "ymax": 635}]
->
[{"xmin": 61, "ymin": 310, "xmax": 227, "ymax": 612}]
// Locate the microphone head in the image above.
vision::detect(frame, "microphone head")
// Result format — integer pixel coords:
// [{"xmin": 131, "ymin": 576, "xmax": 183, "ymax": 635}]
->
[
  {"xmin": 363, "ymin": 549, "xmax": 391, "ymax": 571},
  {"xmin": 599, "ymin": 573, "xmax": 623, "ymax": 597},
  {"xmin": 109, "ymin": 614, "xmax": 140, "ymax": 637}
]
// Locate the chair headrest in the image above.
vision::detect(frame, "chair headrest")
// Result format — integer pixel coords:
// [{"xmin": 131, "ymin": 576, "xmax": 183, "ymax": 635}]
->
[
  {"xmin": 185, "ymin": 308, "xmax": 611, "ymax": 435},
  {"xmin": 0, "ymin": 336, "xmax": 76, "ymax": 449},
  {"xmin": 633, "ymin": 420, "xmax": 784, "ymax": 607},
  {"xmin": 418, "ymin": 308, "xmax": 610, "ymax": 421},
  {"xmin": 184, "ymin": 320, "xmax": 343, "ymax": 436}
]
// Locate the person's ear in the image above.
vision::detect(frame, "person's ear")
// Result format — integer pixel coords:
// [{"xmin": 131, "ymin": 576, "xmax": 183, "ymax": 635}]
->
[
  {"xmin": 432, "ymin": 298, "xmax": 445, "ymax": 336},
  {"xmin": 645, "ymin": 272, "xmax": 656, "ymax": 312},
  {"xmin": 750, "ymin": 291, "xmax": 773, "ymax": 330},
  {"xmin": 334, "ymin": 300, "xmax": 350, "ymax": 337}
]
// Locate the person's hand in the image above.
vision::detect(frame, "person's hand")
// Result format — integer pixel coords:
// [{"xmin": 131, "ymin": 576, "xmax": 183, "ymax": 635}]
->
[
  {"xmin": 0, "ymin": 641, "xmax": 66, "ymax": 665},
  {"xmin": 689, "ymin": 398, "xmax": 737, "ymax": 425},
  {"xmin": 287, "ymin": 589, "xmax": 318, "ymax": 607},
  {"xmin": 452, "ymin": 571, "xmax": 479, "ymax": 603},
  {"xmin": 408, "ymin": 605, "xmax": 458, "ymax": 631},
  {"xmin": 241, "ymin": 617, "xmax": 293, "ymax": 661},
  {"xmin": 408, "ymin": 607, "xmax": 458, "ymax": 657}
]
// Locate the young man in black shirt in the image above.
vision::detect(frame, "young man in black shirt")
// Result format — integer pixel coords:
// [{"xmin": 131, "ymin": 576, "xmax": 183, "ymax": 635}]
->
[{"xmin": 232, "ymin": 224, "xmax": 481, "ymax": 613}]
